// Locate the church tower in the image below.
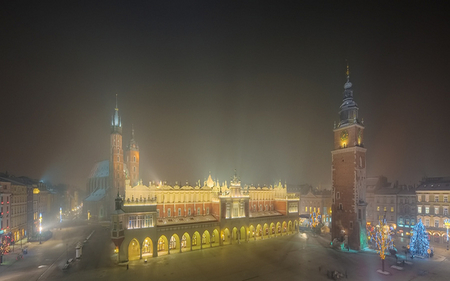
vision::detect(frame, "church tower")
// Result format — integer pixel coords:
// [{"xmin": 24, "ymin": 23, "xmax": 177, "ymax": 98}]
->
[
  {"xmin": 126, "ymin": 125, "xmax": 140, "ymax": 186},
  {"xmin": 110, "ymin": 94, "xmax": 125, "ymax": 198},
  {"xmin": 331, "ymin": 65, "xmax": 367, "ymax": 250}
]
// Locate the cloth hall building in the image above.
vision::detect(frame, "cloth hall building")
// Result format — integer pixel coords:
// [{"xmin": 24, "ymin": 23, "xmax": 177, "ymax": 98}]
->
[{"xmin": 84, "ymin": 96, "xmax": 300, "ymax": 262}]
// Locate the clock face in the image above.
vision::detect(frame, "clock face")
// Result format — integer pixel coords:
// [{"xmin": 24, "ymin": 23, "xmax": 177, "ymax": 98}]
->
[{"xmin": 340, "ymin": 130, "xmax": 349, "ymax": 141}]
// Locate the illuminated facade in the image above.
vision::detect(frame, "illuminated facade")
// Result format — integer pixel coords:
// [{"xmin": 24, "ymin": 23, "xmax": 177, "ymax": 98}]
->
[
  {"xmin": 111, "ymin": 173, "xmax": 299, "ymax": 262},
  {"xmin": 331, "ymin": 66, "xmax": 367, "ymax": 250},
  {"xmin": 416, "ymin": 177, "xmax": 450, "ymax": 244}
]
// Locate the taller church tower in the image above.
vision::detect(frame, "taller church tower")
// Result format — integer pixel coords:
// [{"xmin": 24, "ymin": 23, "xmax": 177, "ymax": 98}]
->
[
  {"xmin": 331, "ymin": 65, "xmax": 367, "ymax": 250},
  {"xmin": 110, "ymin": 95, "xmax": 126, "ymax": 198},
  {"xmin": 126, "ymin": 125, "xmax": 140, "ymax": 186}
]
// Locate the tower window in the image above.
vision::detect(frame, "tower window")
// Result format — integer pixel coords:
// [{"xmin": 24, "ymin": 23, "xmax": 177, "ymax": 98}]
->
[
  {"xmin": 134, "ymin": 156, "xmax": 136, "ymax": 162},
  {"xmin": 117, "ymin": 156, "xmax": 120, "ymax": 161},
  {"xmin": 336, "ymin": 192, "xmax": 340, "ymax": 199},
  {"xmin": 350, "ymin": 221, "xmax": 353, "ymax": 229},
  {"xmin": 133, "ymin": 167, "xmax": 136, "ymax": 172},
  {"xmin": 339, "ymin": 203, "xmax": 343, "ymax": 210}
]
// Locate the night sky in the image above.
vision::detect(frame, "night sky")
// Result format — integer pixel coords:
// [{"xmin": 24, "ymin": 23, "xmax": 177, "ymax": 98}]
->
[{"xmin": 1, "ymin": 2, "xmax": 449, "ymax": 189}]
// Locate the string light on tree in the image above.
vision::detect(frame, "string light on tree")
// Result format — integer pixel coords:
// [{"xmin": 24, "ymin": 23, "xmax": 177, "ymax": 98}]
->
[{"xmin": 409, "ymin": 219, "xmax": 430, "ymax": 258}]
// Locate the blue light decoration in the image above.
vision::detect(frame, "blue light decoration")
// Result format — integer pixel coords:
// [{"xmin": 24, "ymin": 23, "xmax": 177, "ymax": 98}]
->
[{"xmin": 409, "ymin": 218, "xmax": 430, "ymax": 258}]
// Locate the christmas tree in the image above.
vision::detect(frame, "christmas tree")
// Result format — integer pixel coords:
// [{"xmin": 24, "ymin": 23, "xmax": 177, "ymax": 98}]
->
[{"xmin": 409, "ymin": 219, "xmax": 430, "ymax": 257}]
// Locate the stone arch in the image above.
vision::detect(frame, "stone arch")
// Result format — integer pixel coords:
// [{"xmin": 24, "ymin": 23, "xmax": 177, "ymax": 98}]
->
[
  {"xmin": 157, "ymin": 235, "xmax": 169, "ymax": 256},
  {"xmin": 249, "ymin": 225, "xmax": 255, "ymax": 240},
  {"xmin": 211, "ymin": 229, "xmax": 220, "ymax": 247},
  {"xmin": 221, "ymin": 228, "xmax": 231, "ymax": 245},
  {"xmin": 270, "ymin": 223, "xmax": 276, "ymax": 237},
  {"xmin": 282, "ymin": 221, "xmax": 287, "ymax": 235},
  {"xmin": 256, "ymin": 224, "xmax": 263, "ymax": 240},
  {"xmin": 192, "ymin": 231, "xmax": 202, "ymax": 250},
  {"xmin": 232, "ymin": 227, "xmax": 239, "ymax": 243},
  {"xmin": 181, "ymin": 232, "xmax": 191, "ymax": 252},
  {"xmin": 128, "ymin": 238, "xmax": 140, "ymax": 261},
  {"xmin": 288, "ymin": 221, "xmax": 293, "ymax": 233},
  {"xmin": 240, "ymin": 226, "xmax": 246, "ymax": 242},
  {"xmin": 263, "ymin": 223, "xmax": 269, "ymax": 238},
  {"xmin": 170, "ymin": 234, "xmax": 180, "ymax": 253},
  {"xmin": 142, "ymin": 237, "xmax": 153, "ymax": 258},
  {"xmin": 202, "ymin": 230, "xmax": 211, "ymax": 248},
  {"xmin": 276, "ymin": 222, "xmax": 281, "ymax": 235}
]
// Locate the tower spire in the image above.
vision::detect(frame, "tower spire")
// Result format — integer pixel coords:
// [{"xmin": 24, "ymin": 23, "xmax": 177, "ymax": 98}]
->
[
  {"xmin": 115, "ymin": 94, "xmax": 118, "ymax": 110},
  {"xmin": 111, "ymin": 94, "xmax": 122, "ymax": 134}
]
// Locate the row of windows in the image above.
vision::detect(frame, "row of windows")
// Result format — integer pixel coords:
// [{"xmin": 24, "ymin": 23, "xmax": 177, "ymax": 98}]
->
[
  {"xmin": 128, "ymin": 215, "xmax": 153, "ymax": 229},
  {"xmin": 157, "ymin": 207, "xmax": 211, "ymax": 218},
  {"xmin": 424, "ymin": 219, "xmax": 446, "ymax": 228},
  {"xmin": 418, "ymin": 206, "xmax": 449, "ymax": 215},
  {"xmin": 376, "ymin": 206, "xmax": 395, "ymax": 212},
  {"xmin": 418, "ymin": 195, "xmax": 449, "ymax": 203}
]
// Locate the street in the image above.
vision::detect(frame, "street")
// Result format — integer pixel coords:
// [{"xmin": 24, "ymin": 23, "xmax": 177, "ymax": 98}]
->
[{"xmin": 2, "ymin": 224, "xmax": 450, "ymax": 281}]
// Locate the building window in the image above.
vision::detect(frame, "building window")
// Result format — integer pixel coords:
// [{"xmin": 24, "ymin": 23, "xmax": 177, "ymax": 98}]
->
[
  {"xmin": 305, "ymin": 207, "xmax": 308, "ymax": 212},
  {"xmin": 435, "ymin": 196, "xmax": 439, "ymax": 202},
  {"xmin": 188, "ymin": 208, "xmax": 191, "ymax": 216},
  {"xmin": 377, "ymin": 206, "xmax": 380, "ymax": 211},
  {"xmin": 435, "ymin": 207, "xmax": 439, "ymax": 215},
  {"xmin": 206, "ymin": 207, "xmax": 209, "ymax": 215},
  {"xmin": 445, "ymin": 196, "xmax": 448, "ymax": 203},
  {"xmin": 178, "ymin": 208, "xmax": 181, "ymax": 216},
  {"xmin": 399, "ymin": 217, "xmax": 404, "ymax": 224},
  {"xmin": 425, "ymin": 207, "xmax": 429, "ymax": 214},
  {"xmin": 418, "ymin": 206, "xmax": 422, "ymax": 213},
  {"xmin": 168, "ymin": 208, "xmax": 171, "ymax": 217},
  {"xmin": 425, "ymin": 219, "xmax": 430, "ymax": 227},
  {"xmin": 391, "ymin": 207, "xmax": 394, "ymax": 212},
  {"xmin": 117, "ymin": 156, "xmax": 120, "ymax": 161},
  {"xmin": 336, "ymin": 192, "xmax": 340, "ymax": 199},
  {"xmin": 133, "ymin": 156, "xmax": 136, "ymax": 162},
  {"xmin": 383, "ymin": 207, "xmax": 387, "ymax": 212},
  {"xmin": 198, "ymin": 207, "xmax": 201, "ymax": 216},
  {"xmin": 435, "ymin": 220, "xmax": 439, "ymax": 228},
  {"xmin": 425, "ymin": 195, "xmax": 429, "ymax": 202},
  {"xmin": 339, "ymin": 203, "xmax": 343, "ymax": 210},
  {"xmin": 157, "ymin": 209, "xmax": 160, "ymax": 218},
  {"xmin": 444, "ymin": 208, "xmax": 448, "ymax": 216},
  {"xmin": 417, "ymin": 195, "xmax": 421, "ymax": 202}
]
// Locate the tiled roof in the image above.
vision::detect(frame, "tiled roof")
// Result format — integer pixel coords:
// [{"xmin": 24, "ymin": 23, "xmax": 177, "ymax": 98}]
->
[
  {"xmin": 417, "ymin": 177, "xmax": 450, "ymax": 191},
  {"xmin": 88, "ymin": 160, "xmax": 109, "ymax": 178}
]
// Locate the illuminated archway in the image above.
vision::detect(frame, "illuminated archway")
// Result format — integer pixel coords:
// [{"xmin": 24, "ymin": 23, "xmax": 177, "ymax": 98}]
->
[
  {"xmin": 232, "ymin": 227, "xmax": 239, "ymax": 243},
  {"xmin": 240, "ymin": 226, "xmax": 246, "ymax": 242},
  {"xmin": 249, "ymin": 225, "xmax": 255, "ymax": 240},
  {"xmin": 276, "ymin": 222, "xmax": 281, "ymax": 235},
  {"xmin": 170, "ymin": 234, "xmax": 180, "ymax": 253},
  {"xmin": 282, "ymin": 221, "xmax": 287, "ymax": 235},
  {"xmin": 142, "ymin": 237, "xmax": 153, "ymax": 258},
  {"xmin": 270, "ymin": 223, "xmax": 275, "ymax": 237},
  {"xmin": 192, "ymin": 231, "xmax": 202, "ymax": 250},
  {"xmin": 181, "ymin": 233, "xmax": 191, "ymax": 252},
  {"xmin": 256, "ymin": 224, "xmax": 262, "ymax": 240},
  {"xmin": 157, "ymin": 235, "xmax": 169, "ymax": 256},
  {"xmin": 221, "ymin": 228, "xmax": 231, "ymax": 245},
  {"xmin": 211, "ymin": 229, "xmax": 220, "ymax": 247},
  {"xmin": 202, "ymin": 230, "xmax": 211, "ymax": 248},
  {"xmin": 263, "ymin": 223, "xmax": 269, "ymax": 238},
  {"xmin": 288, "ymin": 221, "xmax": 293, "ymax": 233},
  {"xmin": 128, "ymin": 238, "xmax": 140, "ymax": 261}
]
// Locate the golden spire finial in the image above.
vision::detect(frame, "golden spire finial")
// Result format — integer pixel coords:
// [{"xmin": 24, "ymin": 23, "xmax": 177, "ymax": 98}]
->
[{"xmin": 346, "ymin": 60, "xmax": 350, "ymax": 77}]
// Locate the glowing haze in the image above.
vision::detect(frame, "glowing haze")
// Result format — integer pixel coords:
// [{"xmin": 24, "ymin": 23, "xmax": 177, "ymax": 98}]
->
[{"xmin": 1, "ymin": 2, "xmax": 449, "ymax": 189}]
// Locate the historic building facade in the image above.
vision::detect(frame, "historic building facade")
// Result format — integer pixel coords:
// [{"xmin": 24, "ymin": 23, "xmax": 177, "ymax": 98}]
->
[
  {"xmin": 111, "ymin": 174, "xmax": 299, "ymax": 262},
  {"xmin": 416, "ymin": 177, "xmax": 450, "ymax": 244},
  {"xmin": 331, "ymin": 66, "xmax": 367, "ymax": 250}
]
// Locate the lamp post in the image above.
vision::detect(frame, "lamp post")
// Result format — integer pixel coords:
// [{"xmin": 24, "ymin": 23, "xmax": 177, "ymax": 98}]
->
[{"xmin": 444, "ymin": 219, "xmax": 450, "ymax": 251}]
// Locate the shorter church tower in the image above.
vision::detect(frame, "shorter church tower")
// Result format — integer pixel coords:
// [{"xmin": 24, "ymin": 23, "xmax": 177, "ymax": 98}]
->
[{"xmin": 126, "ymin": 125, "xmax": 140, "ymax": 186}]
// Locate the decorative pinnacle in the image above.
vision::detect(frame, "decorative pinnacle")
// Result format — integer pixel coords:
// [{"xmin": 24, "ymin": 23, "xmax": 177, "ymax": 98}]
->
[
  {"xmin": 346, "ymin": 60, "xmax": 350, "ymax": 80},
  {"xmin": 115, "ymin": 94, "xmax": 118, "ymax": 110}
]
